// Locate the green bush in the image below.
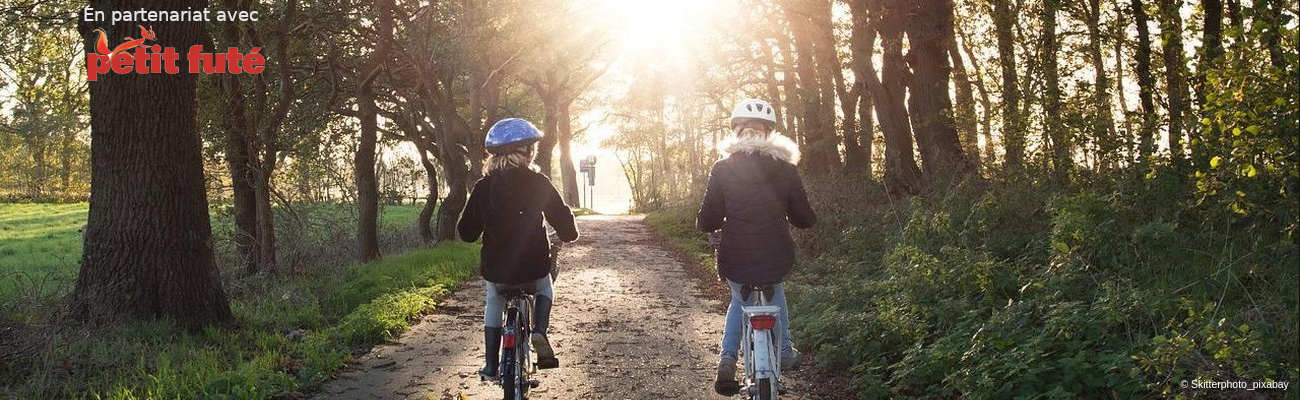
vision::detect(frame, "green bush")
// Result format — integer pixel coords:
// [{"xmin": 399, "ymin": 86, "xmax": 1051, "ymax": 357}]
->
[{"xmin": 647, "ymin": 169, "xmax": 1298, "ymax": 399}]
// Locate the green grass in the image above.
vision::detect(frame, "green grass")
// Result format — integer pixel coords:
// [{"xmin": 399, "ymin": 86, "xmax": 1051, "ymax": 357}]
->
[
  {"xmin": 3, "ymin": 238, "xmax": 480, "ymax": 399},
  {"xmin": 0, "ymin": 203, "xmax": 87, "ymax": 299},
  {"xmin": 0, "ymin": 203, "xmax": 427, "ymax": 302}
]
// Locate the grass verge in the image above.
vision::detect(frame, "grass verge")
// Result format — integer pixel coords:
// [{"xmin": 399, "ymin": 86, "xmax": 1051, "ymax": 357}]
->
[{"xmin": 1, "ymin": 241, "xmax": 480, "ymax": 399}]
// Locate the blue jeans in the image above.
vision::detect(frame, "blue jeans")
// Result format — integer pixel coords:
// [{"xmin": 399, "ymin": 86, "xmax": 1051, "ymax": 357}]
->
[
  {"xmin": 719, "ymin": 279, "xmax": 793, "ymax": 359},
  {"xmin": 483, "ymin": 277, "xmax": 553, "ymax": 328}
]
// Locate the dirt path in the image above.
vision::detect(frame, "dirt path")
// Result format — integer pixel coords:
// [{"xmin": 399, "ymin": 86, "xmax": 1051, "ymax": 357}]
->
[{"xmin": 314, "ymin": 215, "xmax": 840, "ymax": 399}]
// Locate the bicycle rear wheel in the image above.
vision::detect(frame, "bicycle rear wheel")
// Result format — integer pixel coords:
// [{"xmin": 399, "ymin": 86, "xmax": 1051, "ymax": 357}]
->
[{"xmin": 756, "ymin": 378, "xmax": 772, "ymax": 400}]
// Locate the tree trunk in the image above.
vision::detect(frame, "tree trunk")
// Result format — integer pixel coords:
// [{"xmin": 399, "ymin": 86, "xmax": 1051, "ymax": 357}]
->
[
  {"xmin": 253, "ymin": 172, "xmax": 276, "ymax": 271},
  {"xmin": 775, "ymin": 29, "xmax": 801, "ymax": 139},
  {"xmin": 868, "ymin": 0, "xmax": 922, "ymax": 193},
  {"xmin": 435, "ymin": 125, "xmax": 470, "ymax": 242},
  {"xmin": 1157, "ymin": 0, "xmax": 1188, "ymax": 166},
  {"xmin": 416, "ymin": 142, "xmax": 438, "ymax": 243},
  {"xmin": 760, "ymin": 40, "xmax": 789, "ymax": 134},
  {"xmin": 811, "ymin": 0, "xmax": 847, "ymax": 171},
  {"xmin": 71, "ymin": 0, "xmax": 232, "ymax": 327},
  {"xmin": 847, "ymin": 0, "xmax": 876, "ymax": 174},
  {"xmin": 948, "ymin": 37, "xmax": 980, "ymax": 172},
  {"xmin": 992, "ymin": 0, "xmax": 1024, "ymax": 168},
  {"xmin": 780, "ymin": 0, "xmax": 831, "ymax": 171},
  {"xmin": 1085, "ymin": 0, "xmax": 1118, "ymax": 170},
  {"xmin": 1195, "ymin": 0, "xmax": 1223, "ymax": 168},
  {"xmin": 956, "ymin": 23, "xmax": 994, "ymax": 165},
  {"xmin": 558, "ymin": 102, "xmax": 581, "ymax": 207},
  {"xmin": 906, "ymin": 0, "xmax": 970, "ymax": 178},
  {"xmin": 1131, "ymin": 0, "xmax": 1158, "ymax": 165},
  {"xmin": 536, "ymin": 98, "xmax": 559, "ymax": 178},
  {"xmin": 354, "ymin": 0, "xmax": 392, "ymax": 262},
  {"xmin": 218, "ymin": 75, "xmax": 259, "ymax": 274},
  {"xmin": 1041, "ymin": 0, "xmax": 1068, "ymax": 180}
]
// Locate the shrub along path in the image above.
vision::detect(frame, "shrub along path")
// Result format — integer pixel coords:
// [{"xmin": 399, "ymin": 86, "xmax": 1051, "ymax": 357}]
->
[{"xmin": 314, "ymin": 215, "xmax": 847, "ymax": 399}]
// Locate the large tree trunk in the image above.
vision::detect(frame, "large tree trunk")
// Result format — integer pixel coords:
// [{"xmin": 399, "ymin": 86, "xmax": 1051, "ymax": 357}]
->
[
  {"xmin": 811, "ymin": 0, "xmax": 847, "ymax": 171},
  {"xmin": 536, "ymin": 98, "xmax": 559, "ymax": 178},
  {"xmin": 760, "ymin": 40, "xmax": 789, "ymax": 134},
  {"xmin": 558, "ymin": 103, "xmax": 581, "ymax": 207},
  {"xmin": 435, "ymin": 126, "xmax": 470, "ymax": 242},
  {"xmin": 1131, "ymin": 0, "xmax": 1158, "ymax": 165},
  {"xmin": 867, "ymin": 0, "xmax": 922, "ymax": 193},
  {"xmin": 992, "ymin": 0, "xmax": 1024, "ymax": 168},
  {"xmin": 847, "ymin": 0, "xmax": 876, "ymax": 175},
  {"xmin": 354, "ymin": 0, "xmax": 392, "ymax": 262},
  {"xmin": 906, "ymin": 0, "xmax": 970, "ymax": 177},
  {"xmin": 1040, "ymin": 0, "xmax": 1068, "ymax": 179},
  {"xmin": 1157, "ymin": 0, "xmax": 1189, "ymax": 166},
  {"xmin": 71, "ymin": 0, "xmax": 232, "ymax": 327}
]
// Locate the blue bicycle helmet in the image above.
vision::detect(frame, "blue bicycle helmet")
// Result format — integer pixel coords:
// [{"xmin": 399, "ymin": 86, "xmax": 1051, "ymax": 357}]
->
[{"xmin": 485, "ymin": 118, "xmax": 543, "ymax": 151}]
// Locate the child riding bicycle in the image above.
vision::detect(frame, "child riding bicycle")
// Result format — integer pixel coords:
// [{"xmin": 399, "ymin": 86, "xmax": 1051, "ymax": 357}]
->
[
  {"xmin": 458, "ymin": 117, "xmax": 579, "ymax": 380},
  {"xmin": 696, "ymin": 99, "xmax": 817, "ymax": 395}
]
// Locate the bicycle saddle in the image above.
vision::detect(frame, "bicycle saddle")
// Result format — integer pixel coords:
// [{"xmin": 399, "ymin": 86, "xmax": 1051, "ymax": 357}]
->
[{"xmin": 740, "ymin": 284, "xmax": 777, "ymax": 302}]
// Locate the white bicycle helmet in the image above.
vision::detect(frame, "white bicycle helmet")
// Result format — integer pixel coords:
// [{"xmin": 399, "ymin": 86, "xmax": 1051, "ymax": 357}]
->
[{"xmin": 730, "ymin": 98, "xmax": 778, "ymax": 126}]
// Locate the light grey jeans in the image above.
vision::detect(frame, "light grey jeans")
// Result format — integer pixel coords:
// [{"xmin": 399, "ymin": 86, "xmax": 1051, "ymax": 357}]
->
[{"xmin": 483, "ymin": 276, "xmax": 554, "ymax": 328}]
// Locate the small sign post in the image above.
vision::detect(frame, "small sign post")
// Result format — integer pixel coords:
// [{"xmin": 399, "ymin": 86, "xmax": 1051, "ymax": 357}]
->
[{"xmin": 579, "ymin": 156, "xmax": 597, "ymax": 208}]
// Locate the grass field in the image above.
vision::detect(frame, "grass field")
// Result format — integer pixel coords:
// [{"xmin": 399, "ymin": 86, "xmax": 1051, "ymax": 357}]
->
[
  {"xmin": 0, "ymin": 201, "xmax": 485, "ymax": 398},
  {"xmin": 0, "ymin": 202, "xmax": 429, "ymax": 304}
]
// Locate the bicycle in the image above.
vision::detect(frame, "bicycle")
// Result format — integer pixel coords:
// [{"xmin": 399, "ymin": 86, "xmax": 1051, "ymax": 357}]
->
[
  {"xmin": 496, "ymin": 287, "xmax": 539, "ymax": 400},
  {"xmin": 739, "ymin": 284, "xmax": 783, "ymax": 400}
]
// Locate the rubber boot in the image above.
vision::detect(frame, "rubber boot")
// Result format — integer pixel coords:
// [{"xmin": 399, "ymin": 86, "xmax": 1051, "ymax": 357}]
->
[
  {"xmin": 480, "ymin": 327, "xmax": 502, "ymax": 381},
  {"xmin": 714, "ymin": 355, "xmax": 740, "ymax": 395},
  {"xmin": 531, "ymin": 295, "xmax": 559, "ymax": 369}
]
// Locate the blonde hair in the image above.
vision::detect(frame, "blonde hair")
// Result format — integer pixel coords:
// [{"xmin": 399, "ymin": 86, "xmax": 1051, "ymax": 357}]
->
[
  {"xmin": 484, "ymin": 143, "xmax": 538, "ymax": 175},
  {"xmin": 734, "ymin": 126, "xmax": 770, "ymax": 139}
]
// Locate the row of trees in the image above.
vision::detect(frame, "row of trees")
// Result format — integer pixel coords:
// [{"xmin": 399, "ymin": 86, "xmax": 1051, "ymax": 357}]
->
[
  {"xmin": 602, "ymin": 0, "xmax": 1295, "ymax": 209},
  {"xmin": 0, "ymin": 0, "xmax": 623, "ymax": 326}
]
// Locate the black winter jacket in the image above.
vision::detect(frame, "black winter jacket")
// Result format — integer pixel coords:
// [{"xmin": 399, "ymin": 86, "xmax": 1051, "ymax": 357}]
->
[
  {"xmin": 458, "ymin": 166, "xmax": 578, "ymax": 284},
  {"xmin": 697, "ymin": 133, "xmax": 816, "ymax": 284}
]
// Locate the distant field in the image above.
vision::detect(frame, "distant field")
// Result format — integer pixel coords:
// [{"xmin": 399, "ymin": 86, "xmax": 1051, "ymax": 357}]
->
[{"xmin": 0, "ymin": 202, "xmax": 428, "ymax": 302}]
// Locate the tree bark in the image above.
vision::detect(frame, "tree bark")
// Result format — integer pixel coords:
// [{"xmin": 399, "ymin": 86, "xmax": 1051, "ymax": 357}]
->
[
  {"xmin": 780, "ymin": 0, "xmax": 832, "ymax": 171},
  {"xmin": 1041, "ymin": 0, "xmax": 1068, "ymax": 179},
  {"xmin": 558, "ymin": 102, "xmax": 581, "ymax": 207},
  {"xmin": 866, "ymin": 0, "xmax": 922, "ymax": 193},
  {"xmin": 811, "ymin": 0, "xmax": 847, "ymax": 171},
  {"xmin": 847, "ymin": 0, "xmax": 876, "ymax": 174},
  {"xmin": 536, "ymin": 95, "xmax": 559, "ymax": 178},
  {"xmin": 415, "ymin": 141, "xmax": 438, "ymax": 243},
  {"xmin": 1157, "ymin": 0, "xmax": 1188, "ymax": 166},
  {"xmin": 992, "ymin": 0, "xmax": 1024, "ymax": 168},
  {"xmin": 354, "ymin": 0, "xmax": 393, "ymax": 262},
  {"xmin": 71, "ymin": 0, "xmax": 232, "ymax": 327},
  {"xmin": 956, "ymin": 23, "xmax": 994, "ymax": 165},
  {"xmin": 906, "ymin": 0, "xmax": 970, "ymax": 177},
  {"xmin": 949, "ymin": 36, "xmax": 980, "ymax": 171},
  {"xmin": 1084, "ymin": 0, "xmax": 1118, "ymax": 170},
  {"xmin": 1195, "ymin": 0, "xmax": 1224, "ymax": 167},
  {"xmin": 1131, "ymin": 0, "xmax": 1158, "ymax": 165},
  {"xmin": 218, "ymin": 75, "xmax": 260, "ymax": 274}
]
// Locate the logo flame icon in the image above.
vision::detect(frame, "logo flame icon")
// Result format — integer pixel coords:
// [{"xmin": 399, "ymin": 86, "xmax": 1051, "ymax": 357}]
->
[{"xmin": 92, "ymin": 25, "xmax": 156, "ymax": 56}]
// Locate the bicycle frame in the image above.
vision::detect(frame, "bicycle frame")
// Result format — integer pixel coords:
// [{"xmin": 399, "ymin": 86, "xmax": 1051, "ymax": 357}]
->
[{"xmin": 741, "ymin": 289, "xmax": 782, "ymax": 399}]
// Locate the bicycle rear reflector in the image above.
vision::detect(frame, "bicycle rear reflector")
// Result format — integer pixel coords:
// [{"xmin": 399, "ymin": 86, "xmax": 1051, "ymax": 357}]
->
[
  {"xmin": 503, "ymin": 333, "xmax": 516, "ymax": 349},
  {"xmin": 750, "ymin": 315, "xmax": 776, "ymax": 330}
]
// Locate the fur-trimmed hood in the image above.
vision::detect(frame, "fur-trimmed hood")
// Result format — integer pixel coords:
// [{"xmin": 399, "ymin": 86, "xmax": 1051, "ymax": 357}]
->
[{"xmin": 719, "ymin": 133, "xmax": 801, "ymax": 165}]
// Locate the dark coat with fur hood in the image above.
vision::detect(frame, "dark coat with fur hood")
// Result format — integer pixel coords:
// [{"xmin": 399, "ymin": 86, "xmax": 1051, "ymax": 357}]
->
[
  {"xmin": 696, "ymin": 133, "xmax": 816, "ymax": 284},
  {"xmin": 458, "ymin": 166, "xmax": 578, "ymax": 284}
]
